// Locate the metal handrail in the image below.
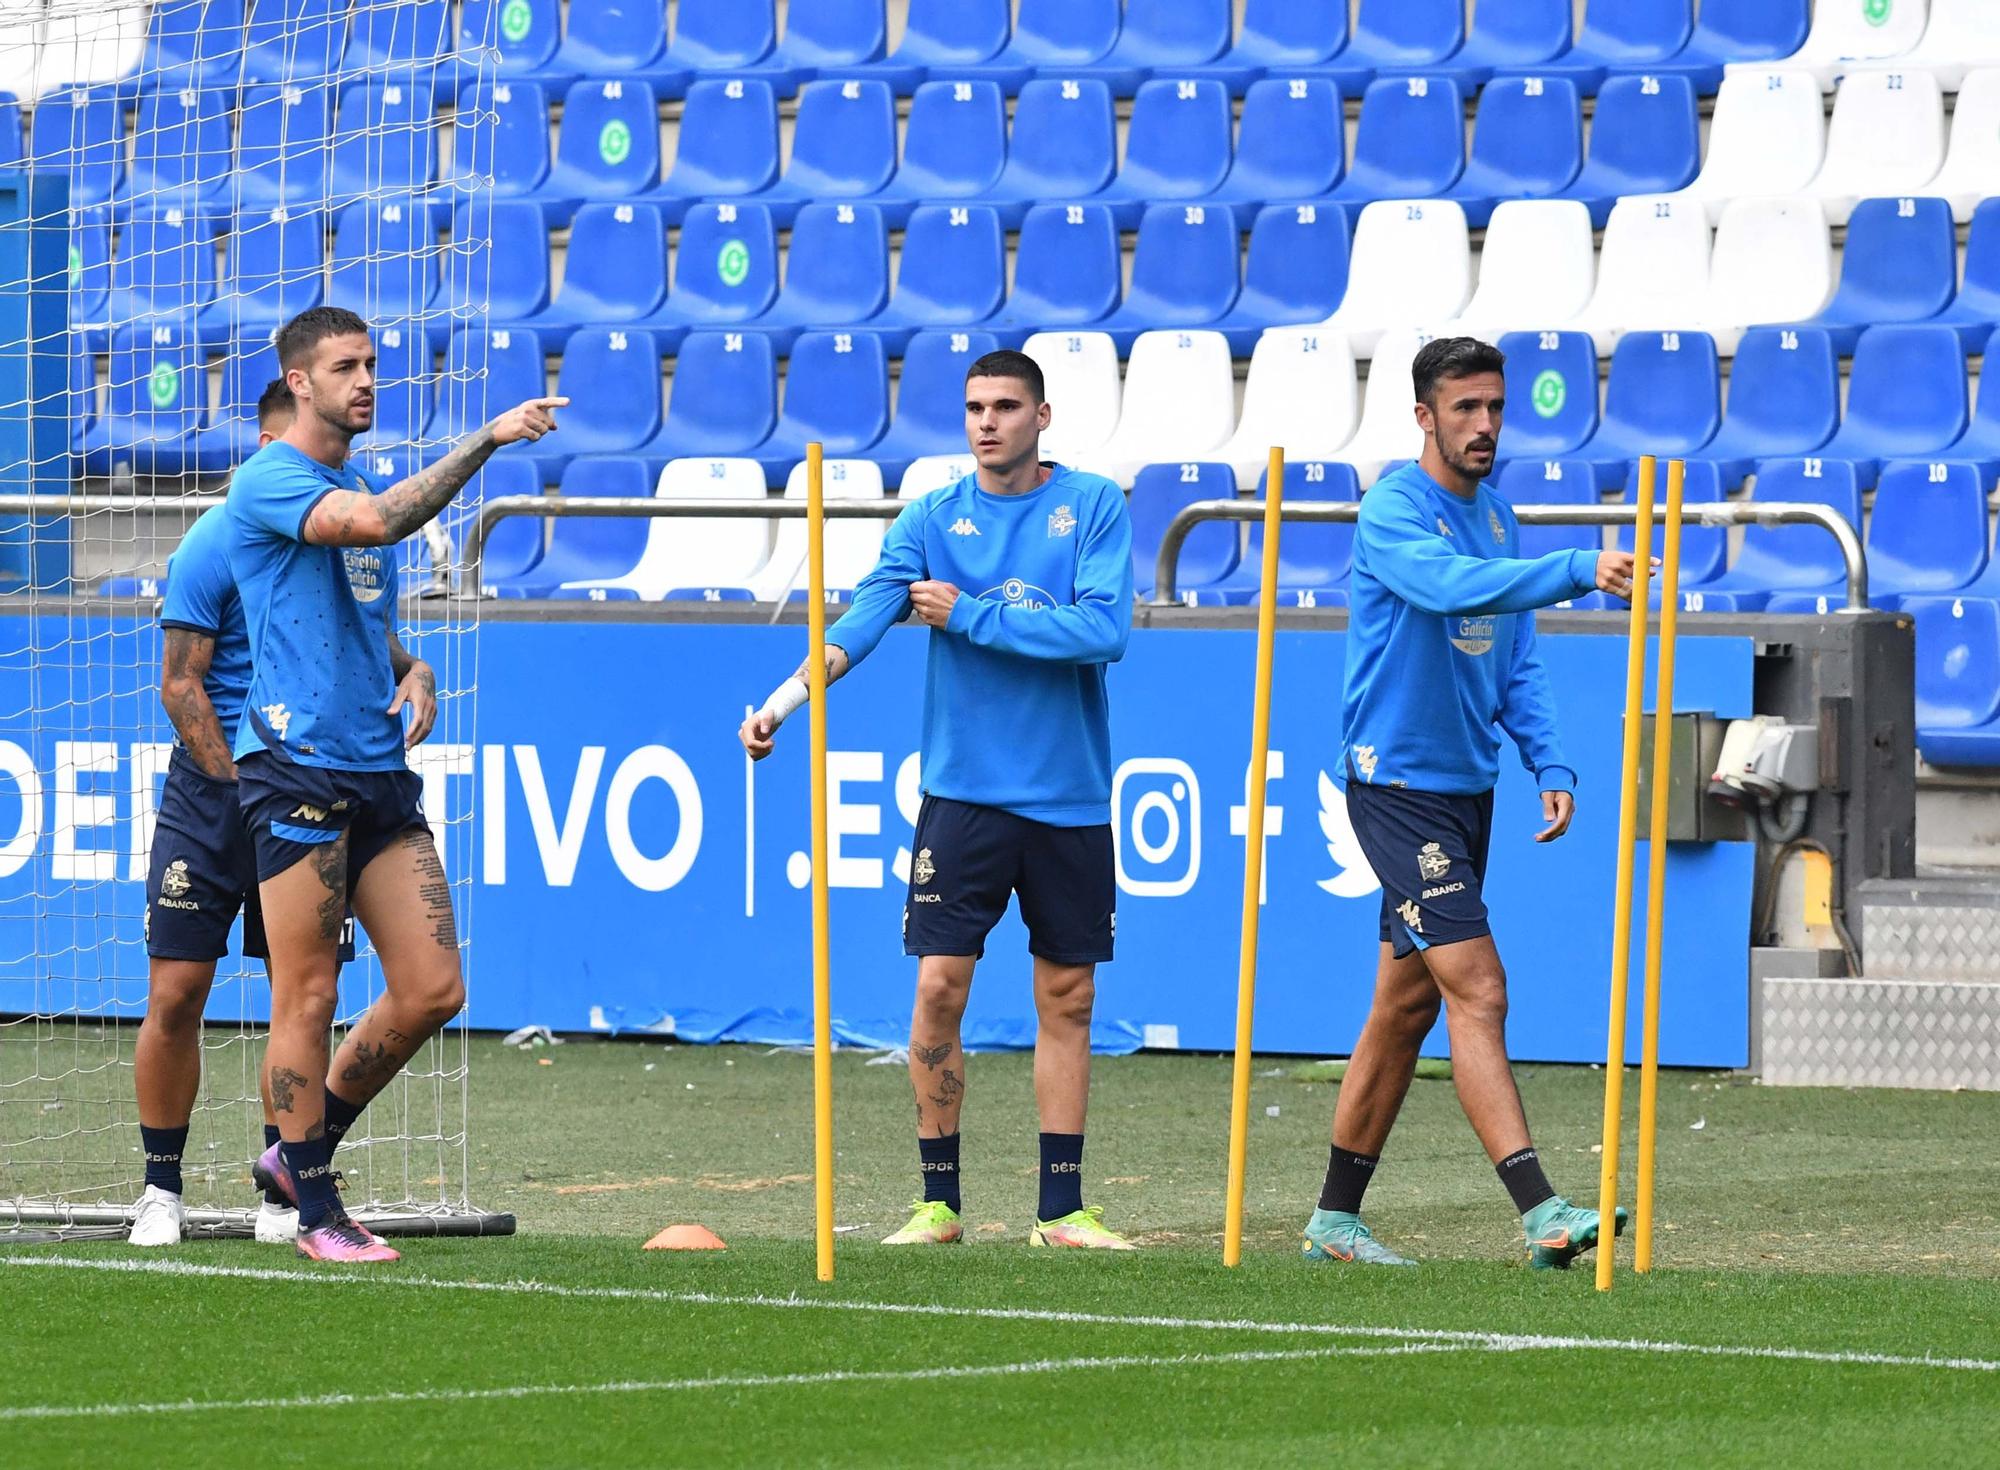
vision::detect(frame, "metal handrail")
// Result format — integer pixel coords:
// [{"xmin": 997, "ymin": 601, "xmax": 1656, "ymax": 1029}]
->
[{"xmin": 1149, "ymin": 499, "xmax": 1872, "ymax": 611}]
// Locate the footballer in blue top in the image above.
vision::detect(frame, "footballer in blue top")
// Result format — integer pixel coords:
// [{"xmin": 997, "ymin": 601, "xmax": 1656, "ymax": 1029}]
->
[
  {"xmin": 226, "ymin": 307, "xmax": 565, "ymax": 1262},
  {"xmin": 1299, "ymin": 337, "xmax": 1645, "ymax": 1273},
  {"xmin": 739, "ymin": 349, "xmax": 1137, "ymax": 1251}
]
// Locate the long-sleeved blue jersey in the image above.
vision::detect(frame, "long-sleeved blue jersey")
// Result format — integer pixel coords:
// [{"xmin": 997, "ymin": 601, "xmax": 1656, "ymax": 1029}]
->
[
  {"xmin": 1339, "ymin": 461, "xmax": 1600, "ymax": 797},
  {"xmin": 826, "ymin": 466, "xmax": 1132, "ymax": 826}
]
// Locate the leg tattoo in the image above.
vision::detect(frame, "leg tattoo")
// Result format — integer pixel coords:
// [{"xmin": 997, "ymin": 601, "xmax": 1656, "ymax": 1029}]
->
[
  {"xmin": 912, "ymin": 1041, "xmax": 953, "ymax": 1069},
  {"xmin": 268, "ymin": 1066, "xmax": 309, "ymax": 1114},
  {"xmin": 309, "ymin": 838, "xmax": 347, "ymax": 942},
  {"xmin": 405, "ymin": 830, "xmax": 458, "ymax": 950}
]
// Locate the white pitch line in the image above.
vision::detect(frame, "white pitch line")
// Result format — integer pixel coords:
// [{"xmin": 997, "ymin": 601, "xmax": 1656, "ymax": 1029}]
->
[
  {"xmin": 7, "ymin": 1253, "xmax": 1999, "ymax": 1375},
  {"xmin": 0, "ymin": 1343, "xmax": 1466, "ymax": 1423}
]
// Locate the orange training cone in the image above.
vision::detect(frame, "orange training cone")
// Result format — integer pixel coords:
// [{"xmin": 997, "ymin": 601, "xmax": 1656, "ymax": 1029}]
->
[{"xmin": 644, "ymin": 1224, "xmax": 727, "ymax": 1251}]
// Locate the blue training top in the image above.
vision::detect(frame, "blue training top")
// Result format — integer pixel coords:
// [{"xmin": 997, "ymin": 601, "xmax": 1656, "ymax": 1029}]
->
[
  {"xmin": 1339, "ymin": 460, "xmax": 1600, "ymax": 797},
  {"xmin": 159, "ymin": 506, "xmax": 253, "ymax": 750},
  {"xmin": 827, "ymin": 465, "xmax": 1133, "ymax": 826},
  {"xmin": 224, "ymin": 441, "xmax": 403, "ymax": 771}
]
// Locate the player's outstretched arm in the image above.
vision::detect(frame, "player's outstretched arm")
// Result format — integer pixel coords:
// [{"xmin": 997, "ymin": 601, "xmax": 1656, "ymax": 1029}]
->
[
  {"xmin": 385, "ymin": 629, "xmax": 438, "ymax": 749},
  {"xmin": 160, "ymin": 628, "xmax": 236, "ymax": 780},
  {"xmin": 302, "ymin": 398, "xmax": 568, "ymax": 548},
  {"xmin": 739, "ymin": 645, "xmax": 850, "ymax": 760},
  {"xmin": 1361, "ymin": 490, "xmax": 1602, "ymax": 618}
]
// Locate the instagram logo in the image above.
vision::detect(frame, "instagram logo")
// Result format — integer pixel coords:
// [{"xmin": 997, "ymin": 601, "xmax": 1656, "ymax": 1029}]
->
[{"xmin": 1112, "ymin": 759, "xmax": 1202, "ymax": 897}]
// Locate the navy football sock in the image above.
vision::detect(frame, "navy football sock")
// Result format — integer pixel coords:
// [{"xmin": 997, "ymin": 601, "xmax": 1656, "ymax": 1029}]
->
[
  {"xmin": 260, "ymin": 1124, "xmax": 287, "ymax": 1205},
  {"xmin": 140, "ymin": 1124, "xmax": 188, "ymax": 1195},
  {"xmin": 1318, "ymin": 1145, "xmax": 1380, "ymax": 1214},
  {"xmin": 918, "ymin": 1133, "xmax": 961, "ymax": 1213},
  {"xmin": 323, "ymin": 1085, "xmax": 366, "ymax": 1152},
  {"xmin": 283, "ymin": 1137, "xmax": 340, "ymax": 1230},
  {"xmin": 1038, "ymin": 1132, "xmax": 1084, "ymax": 1222}
]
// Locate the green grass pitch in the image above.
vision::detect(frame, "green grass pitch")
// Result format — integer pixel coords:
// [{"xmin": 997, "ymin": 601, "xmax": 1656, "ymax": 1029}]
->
[{"xmin": 4, "ymin": 1040, "xmax": 1997, "ymax": 1466}]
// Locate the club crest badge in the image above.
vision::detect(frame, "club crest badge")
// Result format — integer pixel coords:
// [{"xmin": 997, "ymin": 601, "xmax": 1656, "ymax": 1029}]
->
[
  {"xmin": 1047, "ymin": 505, "xmax": 1077, "ymax": 538},
  {"xmin": 913, "ymin": 848, "xmax": 936, "ymax": 885},
  {"xmin": 1489, "ymin": 508, "xmax": 1506, "ymax": 546},
  {"xmin": 161, "ymin": 859, "xmax": 192, "ymax": 898},
  {"xmin": 1417, "ymin": 842, "xmax": 1451, "ymax": 881}
]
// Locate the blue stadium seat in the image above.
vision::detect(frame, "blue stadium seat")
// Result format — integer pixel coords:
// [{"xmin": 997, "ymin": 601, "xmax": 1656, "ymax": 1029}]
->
[
  {"xmin": 535, "ymin": 79, "xmax": 663, "ymax": 228},
  {"xmin": 456, "ymin": 0, "xmax": 574, "ymax": 86},
  {"xmin": 548, "ymin": 0, "xmax": 691, "ymax": 98},
  {"xmin": 1930, "ymin": 198, "xmax": 2000, "ymax": 351},
  {"xmin": 358, "ymin": 320, "xmax": 433, "ymax": 451},
  {"xmin": 1095, "ymin": 78, "xmax": 1233, "ymax": 230},
  {"xmin": 869, "ymin": 329, "xmax": 1001, "ymax": 485},
  {"xmin": 859, "ymin": 205, "xmax": 1004, "ymax": 354},
  {"xmin": 327, "ymin": 198, "xmax": 445, "ymax": 347},
  {"xmin": 427, "ymin": 327, "xmax": 551, "ymax": 443},
  {"xmin": 744, "ymin": 202, "xmax": 888, "ymax": 352},
  {"xmin": 636, "ymin": 330, "xmax": 779, "ymax": 468},
  {"xmin": 1494, "ymin": 460, "xmax": 1601, "ymax": 584},
  {"xmin": 1441, "ymin": 0, "xmax": 1571, "ymax": 87},
  {"xmin": 752, "ymin": 79, "xmax": 896, "ymax": 227},
  {"xmin": 79, "ymin": 323, "xmax": 204, "ymax": 476},
  {"xmin": 1129, "ymin": 461, "xmax": 1239, "ymax": 599},
  {"xmin": 115, "ymin": 0, "xmax": 241, "ymax": 95},
  {"xmin": 1098, "ymin": 202, "xmax": 1240, "ymax": 353},
  {"xmin": 442, "ymin": 81, "xmax": 552, "ymax": 201},
  {"xmin": 516, "ymin": 327, "xmax": 665, "ymax": 482},
  {"xmin": 752, "ymin": 330, "xmax": 890, "ymax": 482},
  {"xmin": 944, "ymin": 0, "xmax": 1119, "ymax": 94},
  {"xmin": 1190, "ymin": 460, "xmax": 1361, "ymax": 606},
  {"xmin": 845, "ymin": 0, "xmax": 1009, "ymax": 94},
  {"xmin": 1578, "ymin": 331, "xmax": 1721, "ymax": 487},
  {"xmin": 969, "ymin": 77, "xmax": 1115, "ymax": 229},
  {"xmin": 1207, "ymin": 78, "xmax": 1345, "ymax": 232},
  {"xmin": 868, "ymin": 80, "xmax": 1006, "ymax": 228},
  {"xmin": 1695, "ymin": 327, "xmax": 1839, "ymax": 487},
  {"xmin": 486, "ymin": 457, "xmax": 655, "ymax": 599},
  {"xmin": 1947, "ymin": 325, "xmax": 2000, "ymax": 481},
  {"xmin": 1326, "ymin": 77, "xmax": 1466, "ymax": 225},
  {"xmin": 0, "ymin": 97, "xmax": 19, "ymax": 166},
  {"xmin": 116, "ymin": 87, "xmax": 230, "ymax": 222},
  {"xmin": 1796, "ymin": 196, "xmax": 1956, "ymax": 355},
  {"xmin": 437, "ymin": 199, "xmax": 551, "ymax": 329},
  {"xmin": 1494, "ymin": 330, "xmax": 1599, "ymax": 465},
  {"xmin": 525, "ymin": 202, "xmax": 668, "ymax": 348},
  {"xmin": 743, "ymin": 0, "xmax": 888, "ymax": 99},
  {"xmin": 1179, "ymin": 0, "xmax": 1348, "ymax": 94},
  {"xmin": 240, "ymin": 0, "xmax": 348, "ymax": 86},
  {"xmin": 1068, "ymin": 0, "xmax": 1231, "ymax": 97},
  {"xmin": 1212, "ymin": 204, "xmax": 1351, "ymax": 355},
  {"xmin": 1552, "ymin": 72, "xmax": 1699, "ymax": 227},
  {"xmin": 1767, "ymin": 460, "xmax": 1991, "ymax": 613},
  {"xmin": 328, "ymin": 80, "xmax": 437, "ymax": 212},
  {"xmin": 192, "ymin": 334, "xmax": 280, "ymax": 474},
  {"xmin": 70, "ymin": 211, "xmax": 111, "ymax": 337},
  {"xmin": 1908, "ymin": 596, "xmax": 2000, "ymax": 767},
  {"xmin": 644, "ymin": 78, "xmax": 780, "ymax": 227},
  {"xmin": 29, "ymin": 90, "xmax": 126, "ymax": 211},
  {"xmin": 989, "ymin": 203, "xmax": 1121, "ymax": 340},
  {"xmin": 1817, "ymin": 326, "xmax": 1971, "ymax": 486},
  {"xmin": 641, "ymin": 202, "xmax": 781, "ymax": 338},
  {"xmin": 450, "ymin": 459, "xmax": 548, "ymax": 594},
  {"xmin": 342, "ymin": 0, "xmax": 455, "ymax": 98},
  {"xmin": 1649, "ymin": 0, "xmax": 1808, "ymax": 95},
  {"xmin": 1611, "ymin": 457, "xmax": 1726, "ymax": 590},
  {"xmin": 654, "ymin": 0, "xmax": 775, "ymax": 74},
  {"xmin": 232, "ymin": 83, "xmax": 332, "ymax": 218},
  {"xmin": 204, "ymin": 208, "xmax": 324, "ymax": 347},
  {"xmin": 1445, "ymin": 75, "xmax": 1583, "ymax": 227},
  {"xmin": 1676, "ymin": 458, "xmax": 1863, "ymax": 612},
  {"xmin": 100, "ymin": 212, "xmax": 215, "ymax": 332},
  {"xmin": 1525, "ymin": 0, "xmax": 1692, "ymax": 97},
  {"xmin": 1310, "ymin": 0, "xmax": 1465, "ymax": 85}
]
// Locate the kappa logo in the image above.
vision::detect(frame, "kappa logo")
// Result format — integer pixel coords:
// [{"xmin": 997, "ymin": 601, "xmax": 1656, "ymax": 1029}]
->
[
  {"xmin": 289, "ymin": 803, "xmax": 329, "ymax": 823},
  {"xmin": 160, "ymin": 858, "xmax": 192, "ymax": 898},
  {"xmin": 1047, "ymin": 504, "xmax": 1077, "ymax": 538},
  {"xmin": 1397, "ymin": 899, "xmax": 1424, "ymax": 934},
  {"xmin": 262, "ymin": 702, "xmax": 292, "ymax": 740},
  {"xmin": 913, "ymin": 847, "xmax": 936, "ymax": 885},
  {"xmin": 946, "ymin": 518, "xmax": 981, "ymax": 537},
  {"xmin": 1351, "ymin": 744, "xmax": 1379, "ymax": 782},
  {"xmin": 1417, "ymin": 842, "xmax": 1451, "ymax": 881},
  {"xmin": 1436, "ymin": 515, "xmax": 1454, "ymax": 538},
  {"xmin": 1489, "ymin": 507, "xmax": 1506, "ymax": 547}
]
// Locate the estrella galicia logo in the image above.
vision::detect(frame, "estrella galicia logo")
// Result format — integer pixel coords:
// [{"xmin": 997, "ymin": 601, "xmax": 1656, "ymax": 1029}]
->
[
  {"xmin": 343, "ymin": 546, "xmax": 389, "ymax": 605},
  {"xmin": 1450, "ymin": 615, "xmax": 1495, "ymax": 655},
  {"xmin": 984, "ymin": 579, "xmax": 1054, "ymax": 611}
]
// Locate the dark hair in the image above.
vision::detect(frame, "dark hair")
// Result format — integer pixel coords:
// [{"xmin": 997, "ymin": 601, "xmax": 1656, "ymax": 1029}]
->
[
  {"xmin": 255, "ymin": 376, "xmax": 294, "ymax": 429},
  {"xmin": 964, "ymin": 348, "xmax": 1045, "ymax": 404},
  {"xmin": 274, "ymin": 306, "xmax": 371, "ymax": 372},
  {"xmin": 1411, "ymin": 336, "xmax": 1506, "ymax": 407}
]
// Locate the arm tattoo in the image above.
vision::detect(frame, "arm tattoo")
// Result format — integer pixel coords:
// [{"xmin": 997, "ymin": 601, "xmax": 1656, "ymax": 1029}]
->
[
  {"xmin": 911, "ymin": 1041, "xmax": 953, "ymax": 1069},
  {"xmin": 160, "ymin": 628, "xmax": 234, "ymax": 780},
  {"xmin": 374, "ymin": 426, "xmax": 499, "ymax": 542},
  {"xmin": 269, "ymin": 1066, "xmax": 309, "ymax": 1113}
]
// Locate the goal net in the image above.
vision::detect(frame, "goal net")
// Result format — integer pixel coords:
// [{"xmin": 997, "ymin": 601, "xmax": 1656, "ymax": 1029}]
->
[{"xmin": 0, "ymin": 0, "xmax": 510, "ymax": 1239}]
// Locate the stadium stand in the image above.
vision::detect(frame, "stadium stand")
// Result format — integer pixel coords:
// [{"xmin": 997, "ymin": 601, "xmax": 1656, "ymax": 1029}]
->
[
  {"xmin": 970, "ymin": 77, "xmax": 1117, "ymax": 229},
  {"xmin": 743, "ymin": 0, "xmax": 887, "ymax": 98},
  {"xmin": 1188, "ymin": 459, "xmax": 1361, "ymax": 608},
  {"xmin": 752, "ymin": 79, "xmax": 897, "ymax": 227},
  {"xmin": 1929, "ymin": 70, "xmax": 2000, "ymax": 221},
  {"xmin": 1950, "ymin": 326, "xmax": 2000, "ymax": 479},
  {"xmin": 942, "ymin": 0, "xmax": 1118, "ymax": 91},
  {"xmin": 649, "ymin": 0, "xmax": 775, "ymax": 77},
  {"xmin": 1703, "ymin": 197, "xmax": 1834, "ymax": 355},
  {"xmin": 640, "ymin": 202, "xmax": 782, "ymax": 340},
  {"xmin": 203, "ymin": 208, "xmax": 327, "ymax": 346},
  {"xmin": 192, "ymin": 336, "xmax": 283, "ymax": 474},
  {"xmin": 1098, "ymin": 203, "xmax": 1239, "ymax": 352},
  {"xmin": 515, "ymin": 326, "xmax": 666, "ymax": 482},
  {"xmin": 1807, "ymin": 70, "xmax": 1947, "ymax": 225},
  {"xmin": 457, "ymin": 0, "xmax": 572, "ymax": 83},
  {"xmin": 1930, "ymin": 199, "xmax": 2000, "ymax": 349},
  {"xmin": 859, "ymin": 207, "xmax": 1005, "ymax": 354},
  {"xmin": 1084, "ymin": 329, "xmax": 1236, "ymax": 488},
  {"xmin": 867, "ymin": 80, "xmax": 1007, "ymax": 226},
  {"xmin": 1442, "ymin": 0, "xmax": 1571, "ymax": 86},
  {"xmin": 640, "ymin": 79, "xmax": 777, "ymax": 225},
  {"xmin": 1850, "ymin": 0, "xmax": 2000, "ymax": 91},
  {"xmin": 1066, "ymin": 0, "xmax": 1231, "ymax": 97},
  {"xmin": 750, "ymin": 458, "xmax": 889, "ymax": 602},
  {"xmin": 240, "ymin": 0, "xmax": 348, "ymax": 87},
  {"xmin": 1326, "ymin": 77, "xmax": 1467, "ymax": 225},
  {"xmin": 1443, "ymin": 75, "xmax": 1583, "ymax": 228},
  {"xmin": 1767, "ymin": 459, "xmax": 1991, "ymax": 613},
  {"xmin": 1650, "ymin": 0, "xmax": 1809, "ymax": 93},
  {"xmin": 484, "ymin": 455, "xmax": 654, "ymax": 600},
  {"xmin": 545, "ymin": 0, "xmax": 688, "ymax": 97},
  {"xmin": 78, "ymin": 322, "xmax": 204, "ymax": 477},
  {"xmin": 1672, "ymin": 68, "xmax": 1824, "ymax": 222},
  {"xmin": 748, "ymin": 203, "xmax": 889, "ymax": 352},
  {"xmin": 1316, "ymin": 200, "xmax": 1471, "ymax": 359},
  {"xmin": 1206, "ymin": 78, "xmax": 1345, "ymax": 231},
  {"xmin": 869, "ymin": 330, "xmax": 1002, "ymax": 486},
  {"xmin": 989, "ymin": 204, "xmax": 1122, "ymax": 339},
  {"xmin": 521, "ymin": 201, "xmax": 669, "ymax": 348},
  {"xmin": 114, "ymin": 85, "xmax": 229, "ymax": 223},
  {"xmin": 1093, "ymin": 78, "xmax": 1234, "ymax": 230},
  {"xmin": 535, "ymin": 78, "xmax": 664, "ymax": 226},
  {"xmin": 1316, "ymin": 0, "xmax": 1465, "ymax": 83},
  {"xmin": 1493, "ymin": 329, "xmax": 1600, "ymax": 465},
  {"xmin": 1022, "ymin": 330, "xmax": 1122, "ymax": 465},
  {"xmin": 429, "ymin": 328, "xmax": 552, "ymax": 445},
  {"xmin": 1815, "ymin": 325, "xmax": 1971, "ymax": 484},
  {"xmin": 1694, "ymin": 327, "xmax": 1841, "ymax": 486},
  {"xmin": 1797, "ymin": 195, "xmax": 1955, "ymax": 353},
  {"xmin": 1572, "ymin": 193, "xmax": 1711, "ymax": 353},
  {"xmin": 1577, "ymin": 330, "xmax": 1722, "ymax": 487},
  {"xmin": 624, "ymin": 457, "xmax": 778, "ymax": 603},
  {"xmin": 636, "ymin": 329, "xmax": 781, "ymax": 469},
  {"xmin": 1448, "ymin": 200, "xmax": 1597, "ymax": 341},
  {"xmin": 1217, "ymin": 328, "xmax": 1360, "ymax": 491},
  {"xmin": 1334, "ymin": 330, "xmax": 1427, "ymax": 486},
  {"xmin": 1494, "ymin": 459, "xmax": 1602, "ymax": 574},
  {"xmin": 751, "ymin": 329, "xmax": 890, "ymax": 482},
  {"xmin": 846, "ymin": 0, "xmax": 1011, "ymax": 94},
  {"xmin": 1529, "ymin": 0, "xmax": 1693, "ymax": 96},
  {"xmin": 1675, "ymin": 457, "xmax": 1865, "ymax": 611},
  {"xmin": 1552, "ymin": 72, "xmax": 1699, "ymax": 227},
  {"xmin": 1908, "ymin": 595, "xmax": 2000, "ymax": 767},
  {"xmin": 1211, "ymin": 205, "xmax": 1351, "ymax": 355},
  {"xmin": 1178, "ymin": 0, "xmax": 1349, "ymax": 93},
  {"xmin": 1749, "ymin": 0, "xmax": 1930, "ymax": 88},
  {"xmin": 1129, "ymin": 460, "xmax": 1238, "ymax": 600}
]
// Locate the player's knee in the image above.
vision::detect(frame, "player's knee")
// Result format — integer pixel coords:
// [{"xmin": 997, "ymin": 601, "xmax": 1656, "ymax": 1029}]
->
[
  {"xmin": 1451, "ymin": 974, "xmax": 1509, "ymax": 1032},
  {"xmin": 1387, "ymin": 987, "xmax": 1442, "ymax": 1038},
  {"xmin": 1034, "ymin": 966, "xmax": 1096, "ymax": 1027},
  {"xmin": 145, "ymin": 966, "xmax": 211, "ymax": 1034},
  {"xmin": 419, "ymin": 968, "xmax": 467, "ymax": 1029},
  {"xmin": 270, "ymin": 968, "xmax": 341, "ymax": 1027},
  {"xmin": 913, "ymin": 966, "xmax": 971, "ymax": 1023}
]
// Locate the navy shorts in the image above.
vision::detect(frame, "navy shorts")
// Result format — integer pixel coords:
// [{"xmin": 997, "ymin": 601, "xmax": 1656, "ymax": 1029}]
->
[
  {"xmin": 1343, "ymin": 780, "xmax": 1495, "ymax": 959},
  {"xmin": 904, "ymin": 796, "xmax": 1115, "ymax": 965},
  {"xmin": 237, "ymin": 751, "xmax": 427, "ymax": 890}
]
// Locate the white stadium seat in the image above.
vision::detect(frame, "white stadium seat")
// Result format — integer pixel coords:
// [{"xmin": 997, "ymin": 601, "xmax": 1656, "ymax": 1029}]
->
[
  {"xmin": 1217, "ymin": 328, "xmax": 1359, "ymax": 492},
  {"xmin": 34, "ymin": 7, "xmax": 147, "ymax": 95},
  {"xmin": 558, "ymin": 458, "xmax": 772, "ymax": 601},
  {"xmin": 1571, "ymin": 194, "xmax": 1712, "ymax": 355},
  {"xmin": 1671, "ymin": 69, "xmax": 1825, "ymax": 223},
  {"xmin": 1079, "ymin": 329, "xmax": 1237, "ymax": 488},
  {"xmin": 1334, "ymin": 330, "xmax": 1427, "ymax": 488},
  {"xmin": 1743, "ymin": 0, "xmax": 1928, "ymax": 89},
  {"xmin": 1317, "ymin": 199, "xmax": 1473, "ymax": 360},
  {"xmin": 1806, "ymin": 69, "xmax": 1947, "ymax": 224},
  {"xmin": 749, "ymin": 458, "xmax": 888, "ymax": 602},
  {"xmin": 1447, "ymin": 200, "xmax": 1595, "ymax": 339},
  {"xmin": 1924, "ymin": 68, "xmax": 2000, "ymax": 221},
  {"xmin": 1850, "ymin": 0, "xmax": 2000, "ymax": 91},
  {"xmin": 0, "ymin": 0, "xmax": 44, "ymax": 100},
  {"xmin": 897, "ymin": 454, "xmax": 977, "ymax": 498},
  {"xmin": 1022, "ymin": 330, "xmax": 1121, "ymax": 465},
  {"xmin": 1702, "ymin": 197, "xmax": 1835, "ymax": 356}
]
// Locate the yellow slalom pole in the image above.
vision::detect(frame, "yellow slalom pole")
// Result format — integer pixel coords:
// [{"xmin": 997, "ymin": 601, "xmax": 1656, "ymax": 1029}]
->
[
  {"xmin": 806, "ymin": 441, "xmax": 835, "ymax": 1283},
  {"xmin": 1595, "ymin": 454, "xmax": 1657, "ymax": 1293},
  {"xmin": 1223, "ymin": 447, "xmax": 1286, "ymax": 1268},
  {"xmin": 1634, "ymin": 459, "xmax": 1685, "ymax": 1273}
]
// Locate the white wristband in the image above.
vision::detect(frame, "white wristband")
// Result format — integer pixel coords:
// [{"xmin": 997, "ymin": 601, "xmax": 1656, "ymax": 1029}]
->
[{"xmin": 759, "ymin": 675, "xmax": 810, "ymax": 728}]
